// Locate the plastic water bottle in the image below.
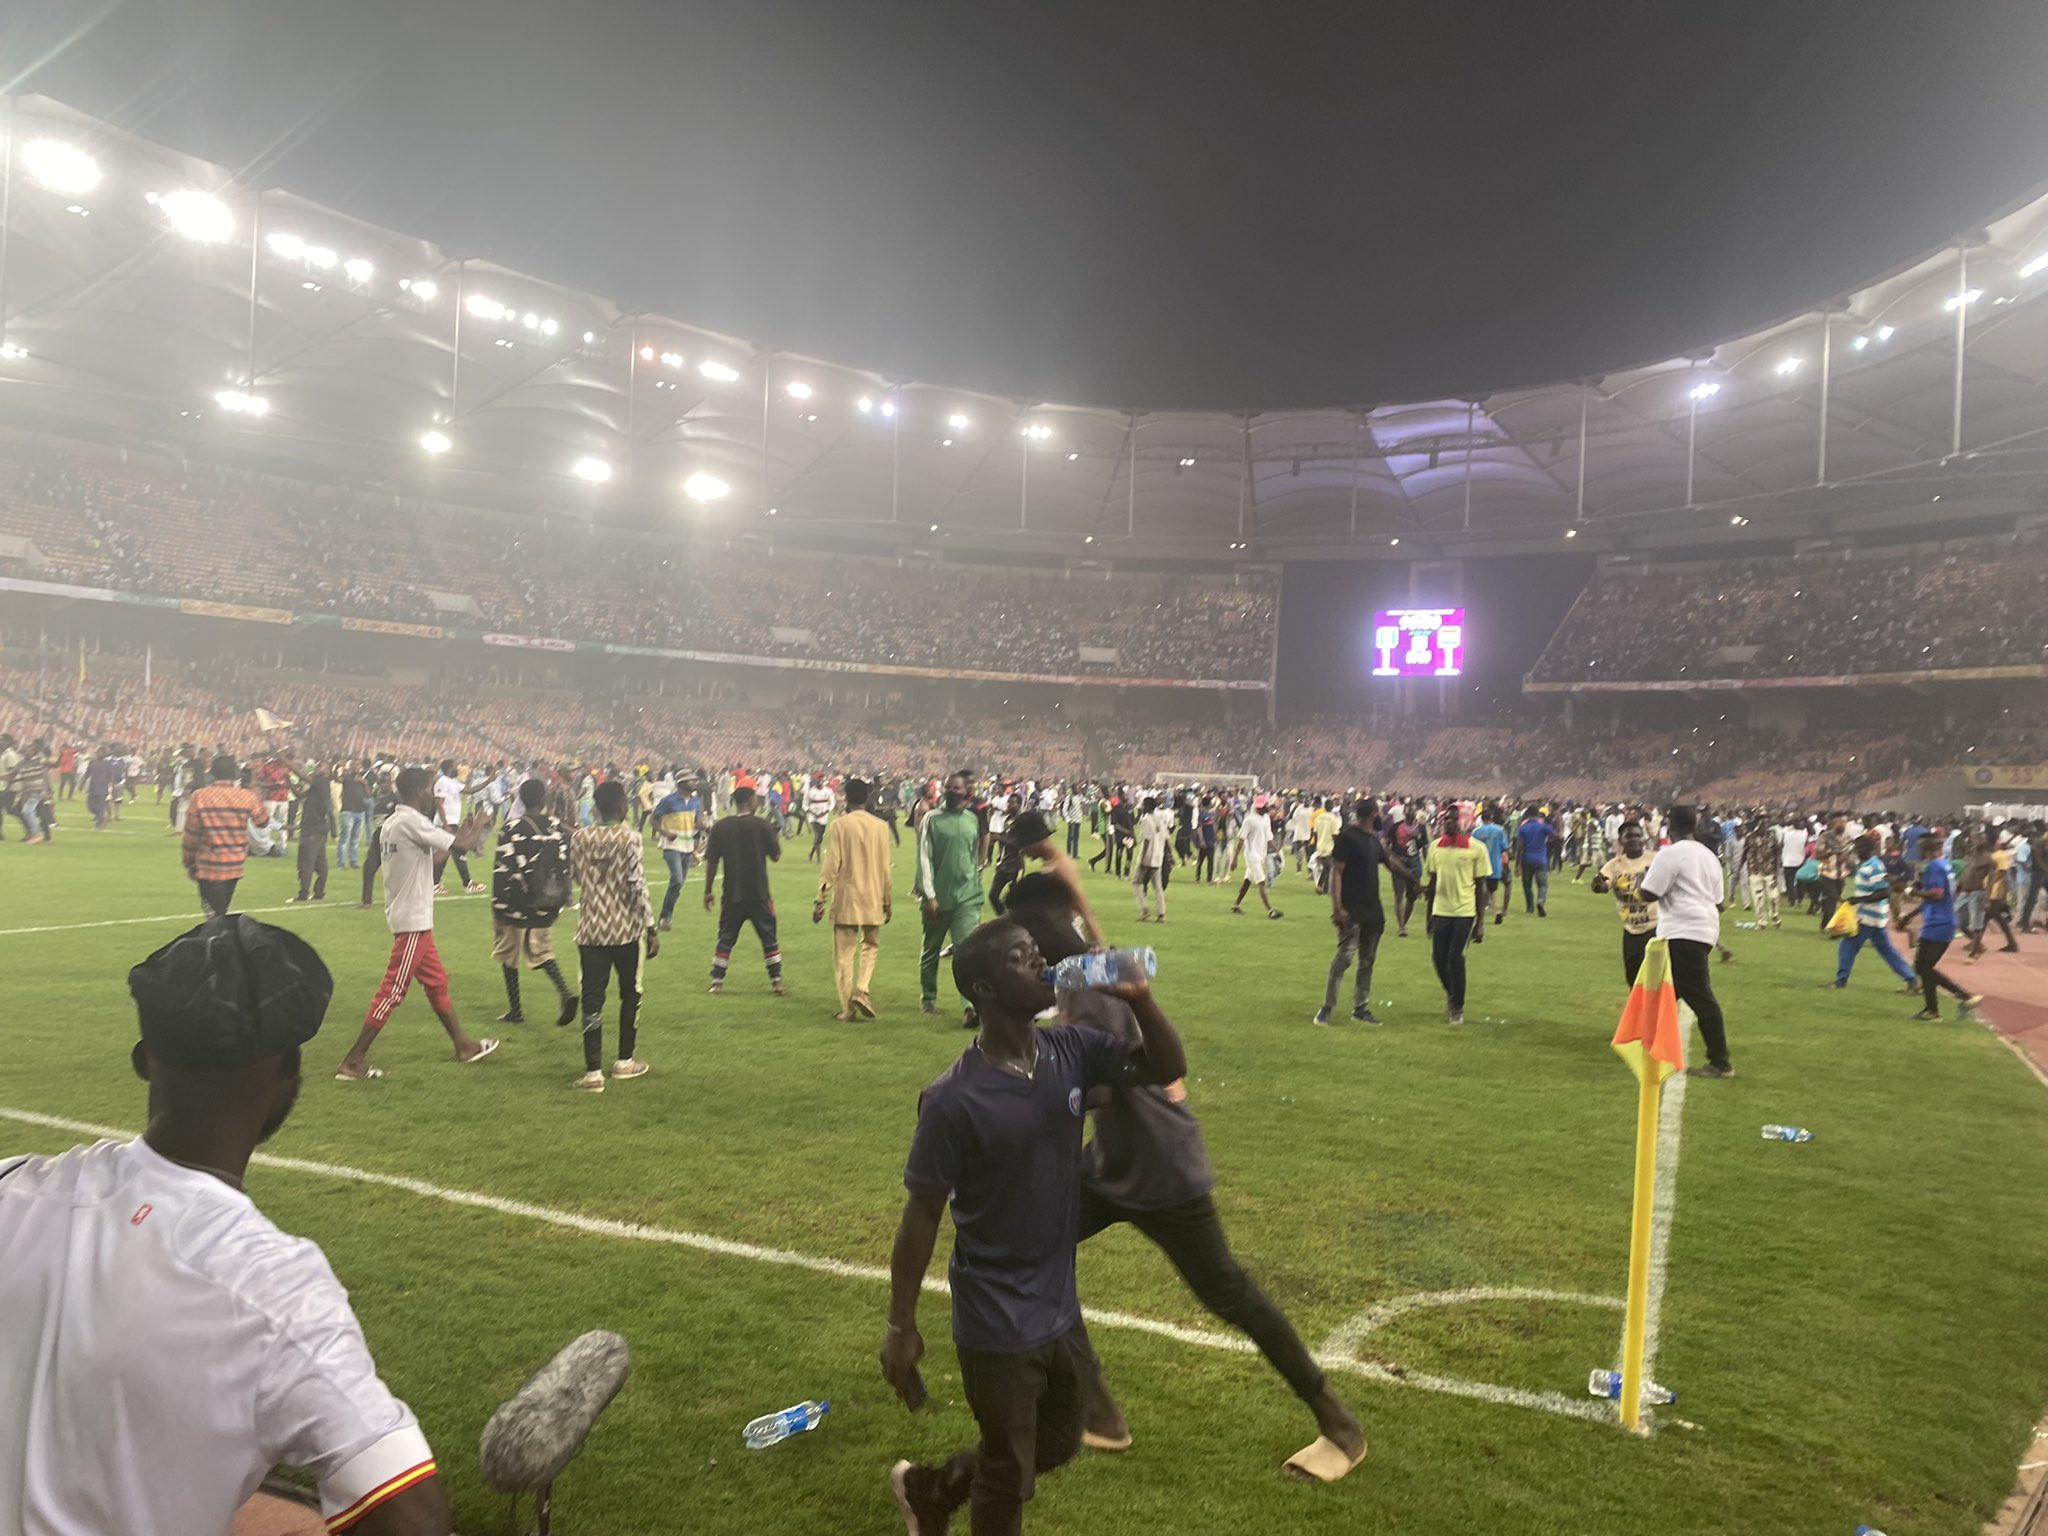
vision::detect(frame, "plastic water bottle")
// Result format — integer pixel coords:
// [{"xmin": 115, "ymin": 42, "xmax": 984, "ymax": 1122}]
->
[
  {"xmin": 1587, "ymin": 1369, "xmax": 1675, "ymax": 1405},
  {"xmin": 1761, "ymin": 1124, "xmax": 1815, "ymax": 1142},
  {"xmin": 743, "ymin": 1399, "xmax": 830, "ymax": 1449},
  {"xmin": 1047, "ymin": 947, "xmax": 1157, "ymax": 994},
  {"xmin": 1857, "ymin": 1527, "xmax": 1888, "ymax": 1536}
]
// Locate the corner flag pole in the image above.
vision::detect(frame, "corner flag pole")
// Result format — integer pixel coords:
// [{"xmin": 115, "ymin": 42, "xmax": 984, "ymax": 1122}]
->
[{"xmin": 1608, "ymin": 935, "xmax": 1682, "ymax": 1434}]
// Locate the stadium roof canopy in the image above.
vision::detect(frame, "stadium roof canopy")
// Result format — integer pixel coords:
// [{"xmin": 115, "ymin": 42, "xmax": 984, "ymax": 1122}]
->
[{"xmin": 5, "ymin": 92, "xmax": 2048, "ymax": 562}]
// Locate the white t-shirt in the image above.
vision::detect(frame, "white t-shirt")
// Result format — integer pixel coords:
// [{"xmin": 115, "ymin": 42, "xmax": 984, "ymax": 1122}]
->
[
  {"xmin": 1137, "ymin": 808, "xmax": 1172, "ymax": 866},
  {"xmin": 433, "ymin": 773, "xmax": 465, "ymax": 828},
  {"xmin": 381, "ymin": 803, "xmax": 454, "ymax": 934},
  {"xmin": 1643, "ymin": 838, "xmax": 1725, "ymax": 944},
  {"xmin": 1287, "ymin": 805, "xmax": 1313, "ymax": 842},
  {"xmin": 1243, "ymin": 812, "xmax": 1273, "ymax": 863},
  {"xmin": 1779, "ymin": 824, "xmax": 1808, "ymax": 867},
  {"xmin": 804, "ymin": 784, "xmax": 836, "ymax": 825},
  {"xmin": 0, "ymin": 1138, "xmax": 434, "ymax": 1536}
]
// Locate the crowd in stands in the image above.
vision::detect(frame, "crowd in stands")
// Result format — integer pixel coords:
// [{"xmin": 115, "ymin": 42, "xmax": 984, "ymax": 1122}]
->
[
  {"xmin": 0, "ymin": 439, "xmax": 1275, "ymax": 681},
  {"xmin": 4, "ymin": 649, "xmax": 2032, "ymax": 812},
  {"xmin": 1533, "ymin": 545, "xmax": 2048, "ymax": 683}
]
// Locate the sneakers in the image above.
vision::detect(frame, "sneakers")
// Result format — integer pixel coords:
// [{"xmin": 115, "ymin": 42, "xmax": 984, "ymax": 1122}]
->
[
  {"xmin": 920, "ymin": 1001, "xmax": 939, "ymax": 1016},
  {"xmin": 1311, "ymin": 1008, "xmax": 1333, "ymax": 1026},
  {"xmin": 1447, "ymin": 1009, "xmax": 1465, "ymax": 1027},
  {"xmin": 1537, "ymin": 903, "xmax": 1547, "ymax": 918},
  {"xmin": 889, "ymin": 1460, "xmax": 948, "ymax": 1536},
  {"xmin": 571, "ymin": 1070, "xmax": 606, "ymax": 1092},
  {"xmin": 658, "ymin": 916, "xmax": 672, "ymax": 932},
  {"xmin": 464, "ymin": 881, "xmax": 486, "ymax": 894},
  {"xmin": 1268, "ymin": 909, "xmax": 1284, "ymax": 920},
  {"xmin": 1961, "ymin": 994, "xmax": 1985, "ymax": 1017},
  {"xmin": 707, "ymin": 980, "xmax": 725, "ymax": 995},
  {"xmin": 1684, "ymin": 1063, "xmax": 1736, "ymax": 1079},
  {"xmin": 1911, "ymin": 1008, "xmax": 1942, "ymax": 1021},
  {"xmin": 1352, "ymin": 1007, "xmax": 1381, "ymax": 1025},
  {"xmin": 771, "ymin": 980, "xmax": 788, "ymax": 997},
  {"xmin": 556, "ymin": 994, "xmax": 580, "ymax": 1029},
  {"xmin": 433, "ymin": 883, "xmax": 448, "ymax": 895},
  {"xmin": 611, "ymin": 1058, "xmax": 649, "ymax": 1080},
  {"xmin": 495, "ymin": 1011, "xmax": 525, "ymax": 1024}
]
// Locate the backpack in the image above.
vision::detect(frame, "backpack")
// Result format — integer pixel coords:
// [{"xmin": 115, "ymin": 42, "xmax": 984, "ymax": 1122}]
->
[{"xmin": 520, "ymin": 821, "xmax": 573, "ymax": 911}]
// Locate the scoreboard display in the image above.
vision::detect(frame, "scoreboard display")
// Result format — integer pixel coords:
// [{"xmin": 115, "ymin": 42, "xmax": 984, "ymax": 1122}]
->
[{"xmin": 1371, "ymin": 607, "xmax": 1465, "ymax": 677}]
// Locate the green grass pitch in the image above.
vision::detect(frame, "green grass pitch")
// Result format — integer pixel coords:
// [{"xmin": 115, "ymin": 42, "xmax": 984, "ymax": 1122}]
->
[{"xmin": 4, "ymin": 815, "xmax": 2047, "ymax": 1535}]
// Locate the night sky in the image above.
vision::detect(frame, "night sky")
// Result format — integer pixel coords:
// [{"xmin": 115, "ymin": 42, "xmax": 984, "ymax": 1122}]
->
[{"xmin": 11, "ymin": 1, "xmax": 2048, "ymax": 412}]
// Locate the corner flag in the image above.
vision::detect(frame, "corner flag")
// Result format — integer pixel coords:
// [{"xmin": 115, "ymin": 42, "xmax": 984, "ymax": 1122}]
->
[
  {"xmin": 1609, "ymin": 934, "xmax": 1683, "ymax": 1432},
  {"xmin": 1610, "ymin": 937, "xmax": 1685, "ymax": 1082}
]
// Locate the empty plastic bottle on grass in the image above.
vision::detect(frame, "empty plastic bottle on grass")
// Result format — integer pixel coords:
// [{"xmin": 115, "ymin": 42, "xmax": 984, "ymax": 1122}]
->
[
  {"xmin": 744, "ymin": 1400, "xmax": 830, "ymax": 1449},
  {"xmin": 1761, "ymin": 1124, "xmax": 1815, "ymax": 1142},
  {"xmin": 1587, "ymin": 1369, "xmax": 1675, "ymax": 1405},
  {"xmin": 1856, "ymin": 1527, "xmax": 1889, "ymax": 1536},
  {"xmin": 1048, "ymin": 947, "xmax": 1156, "ymax": 994}
]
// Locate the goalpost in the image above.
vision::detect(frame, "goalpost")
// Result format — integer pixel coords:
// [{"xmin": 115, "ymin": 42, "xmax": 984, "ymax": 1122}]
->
[{"xmin": 1152, "ymin": 770, "xmax": 1260, "ymax": 791}]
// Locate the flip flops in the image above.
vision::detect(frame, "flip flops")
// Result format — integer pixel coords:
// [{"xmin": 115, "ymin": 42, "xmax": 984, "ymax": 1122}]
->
[
  {"xmin": 334, "ymin": 1067, "xmax": 385, "ymax": 1081},
  {"xmin": 852, "ymin": 993, "xmax": 877, "ymax": 1019},
  {"xmin": 1283, "ymin": 1434, "xmax": 1367, "ymax": 1483},
  {"xmin": 463, "ymin": 1039, "xmax": 500, "ymax": 1064}
]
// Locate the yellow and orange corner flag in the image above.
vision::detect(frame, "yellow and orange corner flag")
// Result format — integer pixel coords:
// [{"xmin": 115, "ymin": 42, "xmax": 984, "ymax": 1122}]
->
[{"xmin": 1609, "ymin": 936, "xmax": 1683, "ymax": 1433}]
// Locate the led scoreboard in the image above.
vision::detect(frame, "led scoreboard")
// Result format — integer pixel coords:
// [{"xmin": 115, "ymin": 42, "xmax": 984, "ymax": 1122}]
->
[{"xmin": 1371, "ymin": 607, "xmax": 1465, "ymax": 677}]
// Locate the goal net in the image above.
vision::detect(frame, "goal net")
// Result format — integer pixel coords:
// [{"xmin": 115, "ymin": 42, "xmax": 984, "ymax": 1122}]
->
[{"xmin": 1152, "ymin": 771, "xmax": 1260, "ymax": 791}]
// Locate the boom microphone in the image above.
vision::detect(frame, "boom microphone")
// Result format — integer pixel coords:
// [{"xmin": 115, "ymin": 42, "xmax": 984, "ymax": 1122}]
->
[{"xmin": 479, "ymin": 1329, "xmax": 632, "ymax": 1495}]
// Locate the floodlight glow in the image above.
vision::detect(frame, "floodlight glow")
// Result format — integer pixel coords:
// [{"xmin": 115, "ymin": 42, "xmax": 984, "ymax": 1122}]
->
[
  {"xmin": 466, "ymin": 293, "xmax": 507, "ymax": 320},
  {"xmin": 1023, "ymin": 424, "xmax": 1052, "ymax": 440},
  {"xmin": 571, "ymin": 456, "xmax": 611, "ymax": 483},
  {"xmin": 407, "ymin": 278, "xmax": 438, "ymax": 302},
  {"xmin": 1178, "ymin": 456, "xmax": 1196, "ymax": 467},
  {"xmin": 661, "ymin": 351, "xmax": 684, "ymax": 369},
  {"xmin": 699, "ymin": 360, "xmax": 740, "ymax": 382},
  {"xmin": 23, "ymin": 139, "xmax": 101, "ymax": 195},
  {"xmin": 683, "ymin": 472, "xmax": 730, "ymax": 502},
  {"xmin": 1066, "ymin": 451, "xmax": 1079, "ymax": 461},
  {"xmin": 640, "ymin": 345, "xmax": 655, "ymax": 361},
  {"xmin": 159, "ymin": 189, "xmax": 233, "ymax": 243},
  {"xmin": 266, "ymin": 231, "xmax": 307, "ymax": 259},
  {"xmin": 1688, "ymin": 381, "xmax": 1720, "ymax": 401},
  {"xmin": 0, "ymin": 342, "xmax": 28, "ymax": 361},
  {"xmin": 785, "ymin": 381, "xmax": 813, "ymax": 400},
  {"xmin": 214, "ymin": 389, "xmax": 270, "ymax": 416},
  {"xmin": 343, "ymin": 257, "xmax": 373, "ymax": 283},
  {"xmin": 304, "ymin": 246, "xmax": 337, "ymax": 270},
  {"xmin": 1874, "ymin": 325, "xmax": 1895, "ymax": 341},
  {"xmin": 941, "ymin": 438, "xmax": 954, "ymax": 447},
  {"xmin": 1943, "ymin": 289, "xmax": 1982, "ymax": 311},
  {"xmin": 1729, "ymin": 515, "xmax": 1749, "ymax": 526},
  {"xmin": 540, "ymin": 318, "xmax": 558, "ymax": 336},
  {"xmin": 2021, "ymin": 253, "xmax": 2048, "ymax": 279},
  {"xmin": 1565, "ymin": 527, "xmax": 1578, "ymax": 537},
  {"xmin": 857, "ymin": 396, "xmax": 874, "ymax": 413},
  {"xmin": 522, "ymin": 312, "xmax": 539, "ymax": 330},
  {"xmin": 1774, "ymin": 356, "xmax": 1800, "ymax": 377},
  {"xmin": 880, "ymin": 400, "xmax": 897, "ymax": 418},
  {"xmin": 420, "ymin": 430, "xmax": 452, "ymax": 455},
  {"xmin": 947, "ymin": 412, "xmax": 969, "ymax": 429},
  {"xmin": 1851, "ymin": 334, "xmax": 1870, "ymax": 351},
  {"xmin": 582, "ymin": 330, "xmax": 596, "ymax": 344}
]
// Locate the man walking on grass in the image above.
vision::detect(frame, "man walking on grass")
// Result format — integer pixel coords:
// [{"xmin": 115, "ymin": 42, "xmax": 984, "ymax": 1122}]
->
[
  {"xmin": 490, "ymin": 777, "xmax": 580, "ymax": 1031},
  {"xmin": 289, "ymin": 763, "xmax": 335, "ymax": 904},
  {"xmin": 181, "ymin": 755, "xmax": 270, "ymax": 917},
  {"xmin": 815, "ymin": 777, "xmax": 893, "ymax": 1021},
  {"xmin": 1471, "ymin": 804, "xmax": 1509, "ymax": 939},
  {"xmin": 1317, "ymin": 798, "xmax": 1417, "ymax": 1026},
  {"xmin": 1828, "ymin": 832, "xmax": 1920, "ymax": 994},
  {"xmin": 1228, "ymin": 795, "xmax": 1283, "ymax": 919},
  {"xmin": 650, "ymin": 775, "xmax": 703, "ymax": 932},
  {"xmin": 805, "ymin": 772, "xmax": 837, "ymax": 862},
  {"xmin": 703, "ymin": 785, "xmax": 785, "ymax": 996},
  {"xmin": 570, "ymin": 780, "xmax": 659, "ymax": 1091},
  {"xmin": 1592, "ymin": 820, "xmax": 1659, "ymax": 985},
  {"xmin": 914, "ymin": 771, "xmax": 985, "ymax": 1020},
  {"xmin": 1422, "ymin": 806, "xmax": 1491, "ymax": 1026},
  {"xmin": 881, "ymin": 917, "xmax": 1188, "ymax": 1536},
  {"xmin": 335, "ymin": 766, "xmax": 498, "ymax": 1081},
  {"xmin": 1133, "ymin": 797, "xmax": 1171, "ymax": 923},
  {"xmin": 1636, "ymin": 804, "xmax": 1735, "ymax": 1078},
  {"xmin": 1904, "ymin": 833, "xmax": 1980, "ymax": 1021}
]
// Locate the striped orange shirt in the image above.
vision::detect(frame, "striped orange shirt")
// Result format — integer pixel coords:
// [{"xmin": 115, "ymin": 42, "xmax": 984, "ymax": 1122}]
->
[{"xmin": 181, "ymin": 784, "xmax": 271, "ymax": 881}]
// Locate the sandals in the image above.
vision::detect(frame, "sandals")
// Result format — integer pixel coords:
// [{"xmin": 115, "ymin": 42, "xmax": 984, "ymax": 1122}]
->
[
  {"xmin": 1283, "ymin": 1433, "xmax": 1368, "ymax": 1483},
  {"xmin": 334, "ymin": 1066, "xmax": 386, "ymax": 1081},
  {"xmin": 461, "ymin": 1039, "xmax": 500, "ymax": 1064}
]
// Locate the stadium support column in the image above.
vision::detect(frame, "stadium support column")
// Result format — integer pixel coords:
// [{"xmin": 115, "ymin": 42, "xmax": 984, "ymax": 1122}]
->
[
  {"xmin": 1349, "ymin": 413, "xmax": 1361, "ymax": 538},
  {"xmin": 450, "ymin": 261, "xmax": 465, "ymax": 421},
  {"xmin": 1266, "ymin": 572, "xmax": 1280, "ymax": 727},
  {"xmin": 0, "ymin": 98, "xmax": 13, "ymax": 344},
  {"xmin": 761, "ymin": 352, "xmax": 773, "ymax": 512},
  {"xmin": 245, "ymin": 191, "xmax": 261, "ymax": 389},
  {"xmin": 1950, "ymin": 245, "xmax": 1970, "ymax": 461},
  {"xmin": 1815, "ymin": 309, "xmax": 1832, "ymax": 486},
  {"xmin": 1239, "ymin": 416, "xmax": 1252, "ymax": 545},
  {"xmin": 626, "ymin": 325, "xmax": 637, "ymax": 483},
  {"xmin": 1020, "ymin": 428, "xmax": 1028, "ymax": 532},
  {"xmin": 1574, "ymin": 389, "xmax": 1588, "ymax": 527},
  {"xmin": 1684, "ymin": 376, "xmax": 1699, "ymax": 508},
  {"xmin": 1127, "ymin": 411, "xmax": 1137, "ymax": 540},
  {"xmin": 1462, "ymin": 401, "xmax": 1476, "ymax": 532},
  {"xmin": 890, "ymin": 396, "xmax": 900, "ymax": 523}
]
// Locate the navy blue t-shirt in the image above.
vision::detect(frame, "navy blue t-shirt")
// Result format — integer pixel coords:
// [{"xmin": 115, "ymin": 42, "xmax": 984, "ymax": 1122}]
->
[
  {"xmin": 1517, "ymin": 818, "xmax": 1554, "ymax": 869},
  {"xmin": 905, "ymin": 1023, "xmax": 1129, "ymax": 1352},
  {"xmin": 1919, "ymin": 857, "xmax": 1957, "ymax": 943}
]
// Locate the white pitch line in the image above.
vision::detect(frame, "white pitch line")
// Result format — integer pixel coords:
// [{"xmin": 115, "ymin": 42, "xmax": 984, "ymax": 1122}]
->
[
  {"xmin": 0, "ymin": 892, "xmax": 504, "ymax": 938},
  {"xmin": 0, "ymin": 1105, "xmax": 1618, "ymax": 1427}
]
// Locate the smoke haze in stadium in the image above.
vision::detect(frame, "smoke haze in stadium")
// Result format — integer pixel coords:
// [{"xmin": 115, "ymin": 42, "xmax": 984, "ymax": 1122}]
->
[{"xmin": 10, "ymin": 2, "xmax": 2048, "ymax": 409}]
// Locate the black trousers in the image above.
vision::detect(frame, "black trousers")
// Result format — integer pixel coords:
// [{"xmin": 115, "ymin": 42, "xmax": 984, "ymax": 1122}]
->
[
  {"xmin": 360, "ymin": 822, "xmax": 385, "ymax": 904},
  {"xmin": 1194, "ymin": 846, "xmax": 1214, "ymax": 882},
  {"xmin": 989, "ymin": 860, "xmax": 1022, "ymax": 914},
  {"xmin": 296, "ymin": 832, "xmax": 328, "ymax": 899},
  {"xmin": 449, "ymin": 849, "xmax": 472, "ymax": 887},
  {"xmin": 1081, "ymin": 1189, "xmax": 1324, "ymax": 1404},
  {"xmin": 712, "ymin": 900, "xmax": 782, "ymax": 982},
  {"xmin": 198, "ymin": 878, "xmax": 239, "ymax": 917},
  {"xmin": 1621, "ymin": 927, "xmax": 1652, "ymax": 986},
  {"xmin": 1915, "ymin": 937, "xmax": 1969, "ymax": 1013},
  {"xmin": 1430, "ymin": 915, "xmax": 1474, "ymax": 1011},
  {"xmin": 578, "ymin": 941, "xmax": 642, "ymax": 1070},
  {"xmin": 929, "ymin": 1326, "xmax": 1089, "ymax": 1536},
  {"xmin": 1667, "ymin": 937, "xmax": 1731, "ymax": 1070},
  {"xmin": 1817, "ymin": 876, "xmax": 1844, "ymax": 927}
]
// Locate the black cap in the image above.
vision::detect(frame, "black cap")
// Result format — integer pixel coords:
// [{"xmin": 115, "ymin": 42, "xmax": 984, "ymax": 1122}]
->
[
  {"xmin": 129, "ymin": 917, "xmax": 333, "ymax": 1069},
  {"xmin": 1006, "ymin": 808, "xmax": 1054, "ymax": 849}
]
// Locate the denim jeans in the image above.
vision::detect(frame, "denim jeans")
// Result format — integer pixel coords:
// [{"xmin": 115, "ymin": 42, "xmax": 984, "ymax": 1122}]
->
[
  {"xmin": 659, "ymin": 848, "xmax": 693, "ymax": 921},
  {"xmin": 337, "ymin": 810, "xmax": 366, "ymax": 867},
  {"xmin": 1835, "ymin": 923, "xmax": 1914, "ymax": 986}
]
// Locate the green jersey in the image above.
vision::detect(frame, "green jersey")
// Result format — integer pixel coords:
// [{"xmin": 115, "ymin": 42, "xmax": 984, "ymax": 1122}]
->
[{"xmin": 914, "ymin": 806, "xmax": 984, "ymax": 909}]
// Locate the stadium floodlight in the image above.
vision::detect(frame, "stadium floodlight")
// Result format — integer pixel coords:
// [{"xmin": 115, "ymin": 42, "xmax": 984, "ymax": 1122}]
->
[
  {"xmin": 699, "ymin": 360, "xmax": 740, "ymax": 382},
  {"xmin": 1084, "ymin": 535, "xmax": 1095, "ymax": 544},
  {"xmin": 1874, "ymin": 324, "xmax": 1894, "ymax": 341},
  {"xmin": 661, "ymin": 351, "xmax": 684, "ymax": 369},
  {"xmin": 941, "ymin": 437, "xmax": 954, "ymax": 447},
  {"xmin": 406, "ymin": 278, "xmax": 439, "ymax": 302},
  {"xmin": 266, "ymin": 231, "xmax": 307, "ymax": 260},
  {"xmin": 639, "ymin": 345, "xmax": 656, "ymax": 361},
  {"xmin": 857, "ymin": 396, "xmax": 874, "ymax": 413},
  {"xmin": 1729, "ymin": 514, "xmax": 1749, "ymax": 526},
  {"xmin": 786, "ymin": 381, "xmax": 813, "ymax": 400},
  {"xmin": 1688, "ymin": 381, "xmax": 1720, "ymax": 401},
  {"xmin": 1022, "ymin": 423, "xmax": 1052, "ymax": 440},
  {"xmin": 541, "ymin": 318, "xmax": 559, "ymax": 336},
  {"xmin": 465, "ymin": 292, "xmax": 507, "ymax": 321},
  {"xmin": 0, "ymin": 342, "xmax": 28, "ymax": 361},
  {"xmin": 343, "ymin": 257, "xmax": 374, "ymax": 284},
  {"xmin": 1066, "ymin": 451, "xmax": 1079, "ymax": 461},
  {"xmin": 1851, "ymin": 334, "xmax": 1870, "ymax": 351},
  {"xmin": 947, "ymin": 412, "xmax": 970, "ymax": 430},
  {"xmin": 929, "ymin": 523, "xmax": 940, "ymax": 532},
  {"xmin": 23, "ymin": 138, "xmax": 102, "ymax": 195},
  {"xmin": 1178, "ymin": 456, "xmax": 1196, "ymax": 467},
  {"xmin": 522, "ymin": 312, "xmax": 539, "ymax": 330},
  {"xmin": 571, "ymin": 456, "xmax": 611, "ymax": 483},
  {"xmin": 1389, "ymin": 537, "xmax": 1400, "ymax": 546},
  {"xmin": 419, "ymin": 429, "xmax": 452, "ymax": 455},
  {"xmin": 65, "ymin": 204, "xmax": 89, "ymax": 217},
  {"xmin": 1774, "ymin": 356, "xmax": 1801, "ymax": 377},
  {"xmin": 303, "ymin": 246, "xmax": 337, "ymax": 270},
  {"xmin": 880, "ymin": 400, "xmax": 897, "ymax": 418},
  {"xmin": 2021, "ymin": 253, "xmax": 2048, "ymax": 279},
  {"xmin": 683, "ymin": 472, "xmax": 730, "ymax": 502},
  {"xmin": 1943, "ymin": 289, "xmax": 1982, "ymax": 311},
  {"xmin": 156, "ymin": 189, "xmax": 234, "ymax": 243},
  {"xmin": 1565, "ymin": 527, "xmax": 1579, "ymax": 538},
  {"xmin": 582, "ymin": 330, "xmax": 596, "ymax": 344},
  {"xmin": 214, "ymin": 388, "xmax": 270, "ymax": 416}
]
